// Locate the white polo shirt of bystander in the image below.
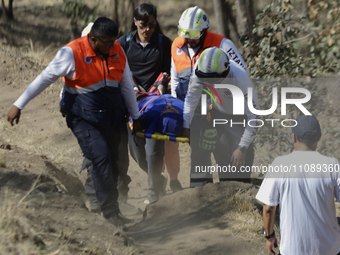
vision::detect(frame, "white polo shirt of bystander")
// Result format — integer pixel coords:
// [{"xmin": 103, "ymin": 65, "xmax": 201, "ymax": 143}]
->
[{"xmin": 256, "ymin": 150, "xmax": 340, "ymax": 255}]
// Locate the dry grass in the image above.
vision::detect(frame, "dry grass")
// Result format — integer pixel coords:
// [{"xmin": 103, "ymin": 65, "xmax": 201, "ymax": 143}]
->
[
  {"xmin": 0, "ymin": 182, "xmax": 107, "ymax": 255},
  {"xmin": 0, "ymin": 118, "xmax": 81, "ymax": 166},
  {"xmin": 0, "ymin": 188, "xmax": 44, "ymax": 254},
  {"xmin": 0, "ymin": 151, "xmax": 6, "ymax": 168},
  {"xmin": 0, "ymin": 42, "xmax": 57, "ymax": 66},
  {"xmin": 224, "ymin": 190, "xmax": 279, "ymax": 238},
  {"xmin": 0, "ymin": 43, "xmax": 81, "ymax": 167}
]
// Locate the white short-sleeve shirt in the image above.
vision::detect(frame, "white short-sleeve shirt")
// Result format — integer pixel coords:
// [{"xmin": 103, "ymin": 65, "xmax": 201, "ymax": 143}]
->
[{"xmin": 256, "ymin": 150, "xmax": 340, "ymax": 255}]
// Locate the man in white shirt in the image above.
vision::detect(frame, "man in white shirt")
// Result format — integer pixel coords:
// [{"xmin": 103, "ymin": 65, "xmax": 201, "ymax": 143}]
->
[
  {"xmin": 7, "ymin": 17, "xmax": 142, "ymax": 229},
  {"xmin": 256, "ymin": 115, "xmax": 340, "ymax": 255}
]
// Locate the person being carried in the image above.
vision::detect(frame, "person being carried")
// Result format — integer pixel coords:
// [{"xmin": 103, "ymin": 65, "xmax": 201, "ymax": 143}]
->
[
  {"xmin": 7, "ymin": 17, "xmax": 142, "ymax": 229},
  {"xmin": 256, "ymin": 115, "xmax": 340, "ymax": 255},
  {"xmin": 128, "ymin": 92, "xmax": 184, "ymax": 204}
]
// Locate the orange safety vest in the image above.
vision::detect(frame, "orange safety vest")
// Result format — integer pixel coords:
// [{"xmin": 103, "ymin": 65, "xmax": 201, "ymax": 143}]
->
[
  {"xmin": 172, "ymin": 31, "xmax": 224, "ymax": 77},
  {"xmin": 171, "ymin": 31, "xmax": 224, "ymax": 100},
  {"xmin": 61, "ymin": 36, "xmax": 128, "ymax": 127},
  {"xmin": 63, "ymin": 36, "xmax": 126, "ymax": 92}
]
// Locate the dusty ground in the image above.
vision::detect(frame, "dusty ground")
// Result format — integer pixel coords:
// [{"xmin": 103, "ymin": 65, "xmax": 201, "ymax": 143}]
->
[
  {"xmin": 0, "ymin": 47, "xmax": 270, "ymax": 254},
  {"xmin": 1, "ymin": 1, "xmax": 339, "ymax": 255}
]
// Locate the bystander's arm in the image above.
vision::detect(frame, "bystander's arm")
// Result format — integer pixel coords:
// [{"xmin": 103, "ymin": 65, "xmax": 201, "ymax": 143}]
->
[{"xmin": 263, "ymin": 204, "xmax": 278, "ymax": 255}]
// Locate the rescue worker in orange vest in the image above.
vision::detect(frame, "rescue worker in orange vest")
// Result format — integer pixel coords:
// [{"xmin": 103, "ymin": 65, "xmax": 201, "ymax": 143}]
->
[
  {"xmin": 167, "ymin": 6, "xmax": 249, "ymax": 188},
  {"xmin": 7, "ymin": 17, "xmax": 142, "ymax": 230},
  {"xmin": 171, "ymin": 6, "xmax": 248, "ymax": 101}
]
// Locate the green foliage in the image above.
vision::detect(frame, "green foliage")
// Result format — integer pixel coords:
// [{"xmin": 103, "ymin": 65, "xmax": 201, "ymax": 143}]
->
[
  {"xmin": 245, "ymin": 0, "xmax": 340, "ymax": 78},
  {"xmin": 49, "ymin": 0, "xmax": 98, "ymax": 37},
  {"xmin": 244, "ymin": 0, "xmax": 340, "ymax": 160},
  {"xmin": 61, "ymin": 0, "xmax": 98, "ymax": 28}
]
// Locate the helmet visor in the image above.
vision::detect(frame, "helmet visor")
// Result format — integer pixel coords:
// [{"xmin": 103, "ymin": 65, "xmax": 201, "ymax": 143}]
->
[
  {"xmin": 195, "ymin": 68, "xmax": 229, "ymax": 79},
  {"xmin": 177, "ymin": 28, "xmax": 202, "ymax": 39}
]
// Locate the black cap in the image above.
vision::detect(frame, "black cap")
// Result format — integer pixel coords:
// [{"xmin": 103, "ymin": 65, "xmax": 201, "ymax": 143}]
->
[{"xmin": 291, "ymin": 115, "xmax": 321, "ymax": 140}]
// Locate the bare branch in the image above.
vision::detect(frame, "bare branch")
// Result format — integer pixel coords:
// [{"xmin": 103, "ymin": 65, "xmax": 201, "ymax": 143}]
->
[{"xmin": 282, "ymin": 33, "xmax": 314, "ymax": 44}]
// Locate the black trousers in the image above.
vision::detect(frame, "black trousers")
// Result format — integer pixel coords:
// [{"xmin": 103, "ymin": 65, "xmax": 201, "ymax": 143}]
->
[
  {"xmin": 66, "ymin": 113, "xmax": 120, "ymax": 218},
  {"xmin": 116, "ymin": 119, "xmax": 131, "ymax": 195},
  {"xmin": 190, "ymin": 113, "xmax": 254, "ymax": 187}
]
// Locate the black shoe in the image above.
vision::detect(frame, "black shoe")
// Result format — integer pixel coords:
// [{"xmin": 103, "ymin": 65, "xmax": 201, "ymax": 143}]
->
[
  {"xmin": 170, "ymin": 179, "xmax": 183, "ymax": 193},
  {"xmin": 118, "ymin": 213, "xmax": 134, "ymax": 224},
  {"xmin": 104, "ymin": 213, "xmax": 133, "ymax": 230}
]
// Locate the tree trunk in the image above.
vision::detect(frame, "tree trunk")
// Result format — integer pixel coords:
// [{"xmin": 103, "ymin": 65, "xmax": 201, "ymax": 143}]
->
[
  {"xmin": 235, "ymin": 0, "xmax": 255, "ymax": 36},
  {"xmin": 213, "ymin": 0, "xmax": 228, "ymax": 37},
  {"xmin": 1, "ymin": 0, "xmax": 14, "ymax": 21},
  {"xmin": 224, "ymin": 1, "xmax": 239, "ymax": 40},
  {"xmin": 112, "ymin": 0, "xmax": 120, "ymax": 28}
]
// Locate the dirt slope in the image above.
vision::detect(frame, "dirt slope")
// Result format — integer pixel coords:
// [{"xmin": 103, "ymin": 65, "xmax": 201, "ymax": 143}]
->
[
  {"xmin": 0, "ymin": 46, "xmax": 270, "ymax": 254},
  {"xmin": 1, "ymin": 1, "xmax": 339, "ymax": 254}
]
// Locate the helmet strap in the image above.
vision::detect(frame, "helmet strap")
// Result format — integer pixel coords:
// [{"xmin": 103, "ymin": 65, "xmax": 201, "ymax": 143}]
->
[{"xmin": 200, "ymin": 29, "xmax": 208, "ymax": 42}]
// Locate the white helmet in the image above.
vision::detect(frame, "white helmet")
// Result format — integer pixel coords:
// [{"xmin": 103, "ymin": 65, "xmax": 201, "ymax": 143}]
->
[
  {"xmin": 81, "ymin": 22, "xmax": 94, "ymax": 37},
  {"xmin": 195, "ymin": 47, "xmax": 230, "ymax": 78},
  {"xmin": 177, "ymin": 6, "xmax": 210, "ymax": 39}
]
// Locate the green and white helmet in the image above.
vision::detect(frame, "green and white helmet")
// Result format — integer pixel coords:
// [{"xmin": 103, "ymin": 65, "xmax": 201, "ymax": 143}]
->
[
  {"xmin": 195, "ymin": 47, "xmax": 230, "ymax": 78},
  {"xmin": 177, "ymin": 6, "xmax": 210, "ymax": 39}
]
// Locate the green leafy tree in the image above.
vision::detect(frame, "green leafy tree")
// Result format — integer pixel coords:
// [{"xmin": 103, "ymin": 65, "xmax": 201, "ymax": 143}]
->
[
  {"xmin": 58, "ymin": 0, "xmax": 98, "ymax": 39},
  {"xmin": 244, "ymin": 0, "xmax": 340, "ymax": 161}
]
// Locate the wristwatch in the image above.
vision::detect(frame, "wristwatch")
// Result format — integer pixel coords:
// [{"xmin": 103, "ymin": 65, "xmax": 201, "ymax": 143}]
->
[
  {"xmin": 237, "ymin": 145, "xmax": 247, "ymax": 153},
  {"xmin": 264, "ymin": 230, "xmax": 275, "ymax": 239}
]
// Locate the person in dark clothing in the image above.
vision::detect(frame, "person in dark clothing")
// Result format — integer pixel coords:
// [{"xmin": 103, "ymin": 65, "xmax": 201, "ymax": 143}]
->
[
  {"xmin": 117, "ymin": 4, "xmax": 172, "ymax": 92},
  {"xmin": 117, "ymin": 3, "xmax": 173, "ymax": 204},
  {"xmin": 119, "ymin": 30, "xmax": 171, "ymax": 91},
  {"xmin": 7, "ymin": 17, "xmax": 142, "ymax": 229},
  {"xmin": 83, "ymin": 3, "xmax": 172, "ymax": 206},
  {"xmin": 120, "ymin": 3, "xmax": 184, "ymax": 194}
]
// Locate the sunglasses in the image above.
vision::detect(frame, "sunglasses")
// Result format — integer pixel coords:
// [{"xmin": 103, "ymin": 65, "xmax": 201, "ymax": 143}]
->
[
  {"xmin": 96, "ymin": 37, "xmax": 115, "ymax": 47},
  {"xmin": 177, "ymin": 28, "xmax": 202, "ymax": 40},
  {"xmin": 136, "ymin": 20, "xmax": 157, "ymax": 30}
]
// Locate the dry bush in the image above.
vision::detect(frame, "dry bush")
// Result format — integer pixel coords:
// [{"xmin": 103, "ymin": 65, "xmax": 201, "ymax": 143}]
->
[
  {"xmin": 1, "ymin": 43, "xmax": 57, "ymax": 66},
  {"xmin": 0, "ymin": 188, "xmax": 44, "ymax": 254},
  {"xmin": 0, "ymin": 151, "xmax": 6, "ymax": 168},
  {"xmin": 224, "ymin": 189, "xmax": 279, "ymax": 238},
  {"xmin": 0, "ymin": 185, "xmax": 107, "ymax": 254},
  {"xmin": 24, "ymin": 40, "xmax": 57, "ymax": 65}
]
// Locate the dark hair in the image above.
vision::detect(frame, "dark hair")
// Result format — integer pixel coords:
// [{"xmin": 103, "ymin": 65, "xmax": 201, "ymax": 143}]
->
[
  {"xmin": 89, "ymin": 17, "xmax": 118, "ymax": 38},
  {"xmin": 296, "ymin": 132, "xmax": 320, "ymax": 147},
  {"xmin": 130, "ymin": 3, "xmax": 163, "ymax": 34}
]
